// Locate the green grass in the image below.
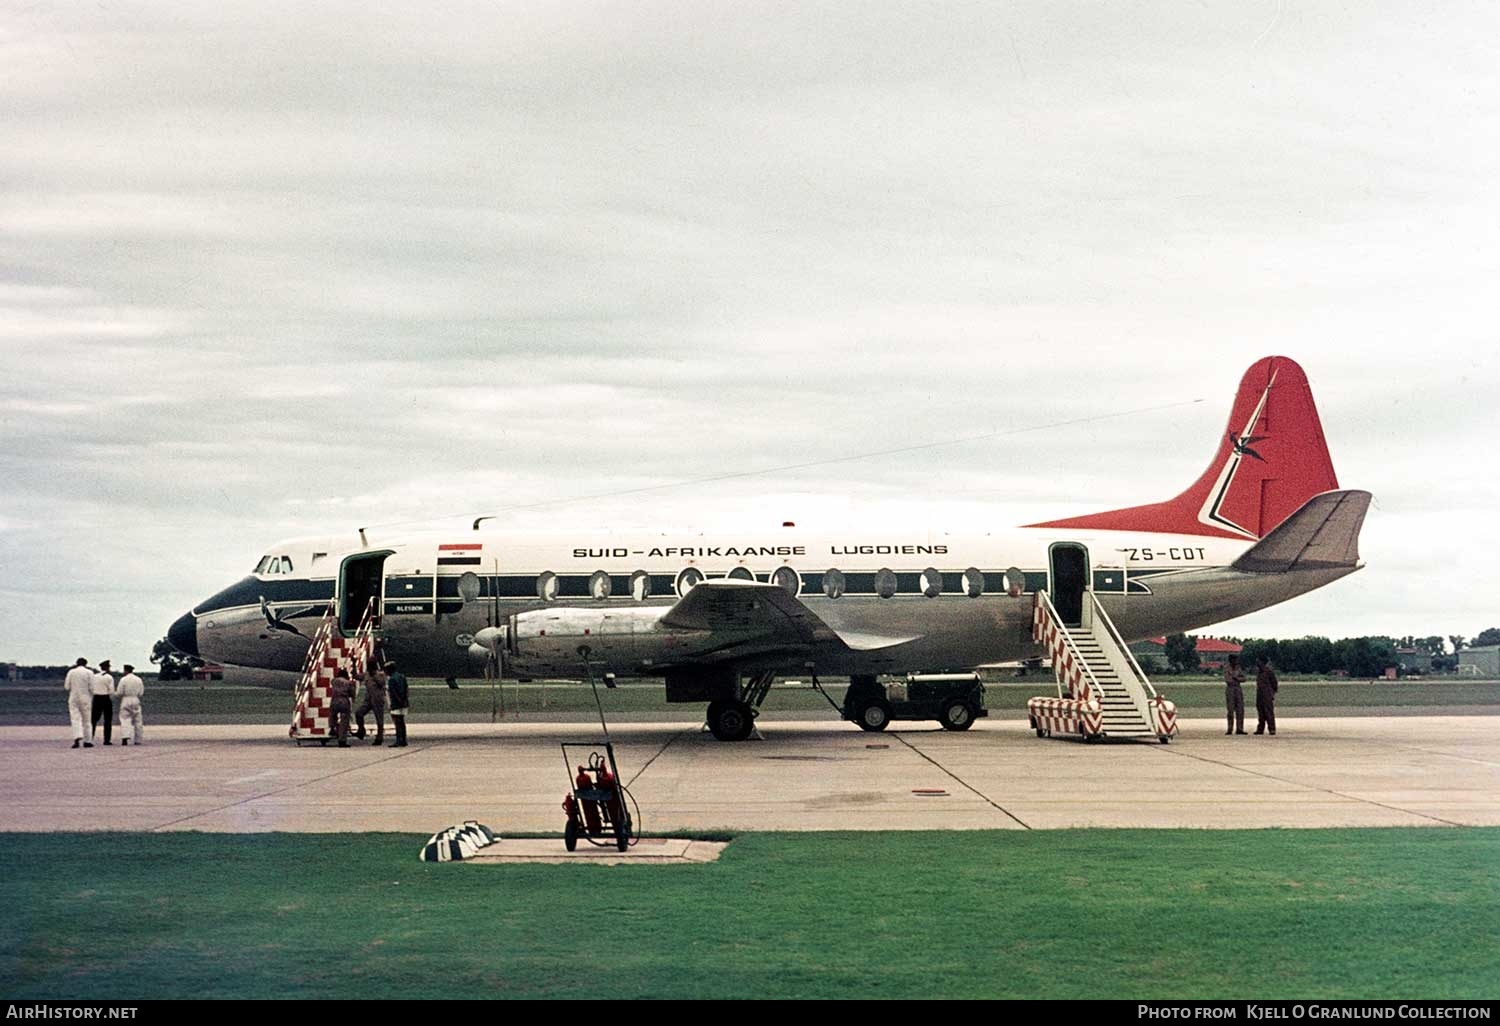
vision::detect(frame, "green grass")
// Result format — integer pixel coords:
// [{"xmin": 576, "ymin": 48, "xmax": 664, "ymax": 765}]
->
[
  {"xmin": 1, "ymin": 830, "xmax": 1496, "ymax": 998},
  {"xmin": 3, "ymin": 678, "xmax": 1496, "ymax": 723}
]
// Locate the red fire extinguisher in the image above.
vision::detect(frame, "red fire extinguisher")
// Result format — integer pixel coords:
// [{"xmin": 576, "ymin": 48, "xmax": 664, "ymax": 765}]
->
[
  {"xmin": 597, "ymin": 764, "xmax": 624, "ymax": 826},
  {"xmin": 576, "ymin": 765, "xmax": 602, "ymax": 833}
]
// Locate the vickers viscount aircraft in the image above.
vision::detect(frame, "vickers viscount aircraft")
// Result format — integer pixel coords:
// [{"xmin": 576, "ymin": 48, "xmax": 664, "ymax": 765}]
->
[{"xmin": 168, "ymin": 356, "xmax": 1370, "ymax": 740}]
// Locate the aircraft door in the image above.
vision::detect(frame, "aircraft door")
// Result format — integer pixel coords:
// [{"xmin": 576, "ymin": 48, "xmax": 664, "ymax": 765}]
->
[
  {"xmin": 339, "ymin": 551, "xmax": 391, "ymax": 633},
  {"xmin": 1049, "ymin": 543, "xmax": 1089, "ymax": 627}
]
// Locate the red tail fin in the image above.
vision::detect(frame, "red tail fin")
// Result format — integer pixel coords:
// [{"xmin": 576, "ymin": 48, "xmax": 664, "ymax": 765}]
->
[{"xmin": 1029, "ymin": 356, "xmax": 1339, "ymax": 540}]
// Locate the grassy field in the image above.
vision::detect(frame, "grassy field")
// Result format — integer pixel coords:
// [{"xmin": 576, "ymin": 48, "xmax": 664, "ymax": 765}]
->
[
  {"xmin": 2, "ymin": 677, "xmax": 1497, "ymax": 723},
  {"xmin": 1, "ymin": 829, "xmax": 1495, "ymax": 999}
]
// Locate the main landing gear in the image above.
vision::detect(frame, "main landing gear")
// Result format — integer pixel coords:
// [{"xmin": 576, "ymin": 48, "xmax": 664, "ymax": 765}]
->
[{"xmin": 704, "ymin": 669, "xmax": 776, "ymax": 742}]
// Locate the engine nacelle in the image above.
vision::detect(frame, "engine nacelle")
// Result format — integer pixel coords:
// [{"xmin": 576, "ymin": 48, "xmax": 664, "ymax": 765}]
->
[{"xmin": 505, "ymin": 606, "xmax": 703, "ymax": 677}]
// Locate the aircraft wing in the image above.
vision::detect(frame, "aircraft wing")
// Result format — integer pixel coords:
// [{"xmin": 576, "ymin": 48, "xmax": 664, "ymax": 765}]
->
[
  {"xmin": 657, "ymin": 580, "xmax": 919, "ymax": 657},
  {"xmin": 1230, "ymin": 489, "xmax": 1373, "ymax": 574}
]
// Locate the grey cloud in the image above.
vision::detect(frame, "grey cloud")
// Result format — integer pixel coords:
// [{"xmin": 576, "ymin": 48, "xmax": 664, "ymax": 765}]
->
[{"xmin": 3, "ymin": 1, "xmax": 1499, "ymax": 662}]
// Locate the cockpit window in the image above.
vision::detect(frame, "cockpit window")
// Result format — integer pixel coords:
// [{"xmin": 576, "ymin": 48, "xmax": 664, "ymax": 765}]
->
[{"xmin": 254, "ymin": 555, "xmax": 294, "ymax": 576}]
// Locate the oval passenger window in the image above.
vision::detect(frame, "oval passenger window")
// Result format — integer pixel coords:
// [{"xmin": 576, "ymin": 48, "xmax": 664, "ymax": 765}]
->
[
  {"xmin": 676, "ymin": 567, "xmax": 703, "ymax": 595},
  {"xmin": 1004, "ymin": 567, "xmax": 1025, "ymax": 598},
  {"xmin": 772, "ymin": 567, "xmax": 800, "ymax": 596}
]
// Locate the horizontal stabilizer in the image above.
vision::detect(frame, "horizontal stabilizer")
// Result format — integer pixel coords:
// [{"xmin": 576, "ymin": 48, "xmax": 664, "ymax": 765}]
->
[{"xmin": 1230, "ymin": 489, "xmax": 1372, "ymax": 574}]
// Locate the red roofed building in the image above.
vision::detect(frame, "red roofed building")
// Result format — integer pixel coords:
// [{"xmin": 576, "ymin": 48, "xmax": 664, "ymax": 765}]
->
[{"xmin": 1130, "ymin": 636, "xmax": 1243, "ymax": 670}]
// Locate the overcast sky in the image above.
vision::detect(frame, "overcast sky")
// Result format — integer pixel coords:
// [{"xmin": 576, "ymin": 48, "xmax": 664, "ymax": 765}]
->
[{"xmin": 2, "ymin": 1, "xmax": 1497, "ymax": 666}]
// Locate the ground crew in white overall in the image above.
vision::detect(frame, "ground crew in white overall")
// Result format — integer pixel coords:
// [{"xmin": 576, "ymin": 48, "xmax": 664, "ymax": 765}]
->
[
  {"xmin": 65, "ymin": 658, "xmax": 94, "ymax": 748},
  {"xmin": 90, "ymin": 659, "xmax": 117, "ymax": 745},
  {"xmin": 117, "ymin": 664, "xmax": 146, "ymax": 745}
]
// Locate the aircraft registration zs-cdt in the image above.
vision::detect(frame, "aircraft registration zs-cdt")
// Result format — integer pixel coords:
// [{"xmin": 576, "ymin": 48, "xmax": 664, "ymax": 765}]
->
[{"xmin": 169, "ymin": 356, "xmax": 1370, "ymax": 740}]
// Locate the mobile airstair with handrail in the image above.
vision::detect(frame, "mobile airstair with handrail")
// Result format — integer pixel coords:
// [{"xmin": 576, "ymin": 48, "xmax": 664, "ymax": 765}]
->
[
  {"xmin": 1028, "ymin": 590, "xmax": 1178, "ymax": 743},
  {"xmin": 289, "ymin": 598, "xmax": 379, "ymax": 745}
]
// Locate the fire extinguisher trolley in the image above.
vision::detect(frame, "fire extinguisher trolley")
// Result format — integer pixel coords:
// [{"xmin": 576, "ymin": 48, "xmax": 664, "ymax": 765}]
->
[{"xmin": 561, "ymin": 741, "xmax": 635, "ymax": 852}]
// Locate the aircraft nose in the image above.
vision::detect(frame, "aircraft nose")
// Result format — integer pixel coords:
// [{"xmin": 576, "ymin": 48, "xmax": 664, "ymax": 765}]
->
[{"xmin": 167, "ymin": 612, "xmax": 199, "ymax": 657}]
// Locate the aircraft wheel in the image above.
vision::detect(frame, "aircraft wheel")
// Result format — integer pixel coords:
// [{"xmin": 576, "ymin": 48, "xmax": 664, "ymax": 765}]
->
[
  {"xmin": 857, "ymin": 701, "xmax": 892, "ymax": 732},
  {"xmin": 1159, "ymin": 735, "xmax": 1171, "ymax": 744},
  {"xmin": 709, "ymin": 700, "xmax": 754, "ymax": 741},
  {"xmin": 939, "ymin": 699, "xmax": 975, "ymax": 731},
  {"xmin": 1035, "ymin": 726, "xmax": 1046, "ymax": 738},
  {"xmin": 564, "ymin": 817, "xmax": 578, "ymax": 852}
]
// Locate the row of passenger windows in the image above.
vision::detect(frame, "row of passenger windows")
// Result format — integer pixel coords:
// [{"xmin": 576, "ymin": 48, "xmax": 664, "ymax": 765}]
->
[{"xmin": 522, "ymin": 566, "xmax": 1031, "ymax": 601}]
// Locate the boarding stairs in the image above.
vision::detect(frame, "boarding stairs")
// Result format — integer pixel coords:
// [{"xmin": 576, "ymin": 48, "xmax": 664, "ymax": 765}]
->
[
  {"xmin": 289, "ymin": 598, "xmax": 379, "ymax": 745},
  {"xmin": 1028, "ymin": 589, "xmax": 1178, "ymax": 743}
]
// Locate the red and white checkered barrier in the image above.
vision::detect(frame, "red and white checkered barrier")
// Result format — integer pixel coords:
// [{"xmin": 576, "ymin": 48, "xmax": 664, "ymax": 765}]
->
[
  {"xmin": 1148, "ymin": 695, "xmax": 1179, "ymax": 738},
  {"xmin": 1027, "ymin": 695, "xmax": 1103, "ymax": 737},
  {"xmin": 289, "ymin": 600, "xmax": 377, "ymax": 742}
]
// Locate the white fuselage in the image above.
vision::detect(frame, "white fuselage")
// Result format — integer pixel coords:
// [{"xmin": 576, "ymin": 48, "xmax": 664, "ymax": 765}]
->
[{"xmin": 175, "ymin": 523, "xmax": 1357, "ymax": 681}]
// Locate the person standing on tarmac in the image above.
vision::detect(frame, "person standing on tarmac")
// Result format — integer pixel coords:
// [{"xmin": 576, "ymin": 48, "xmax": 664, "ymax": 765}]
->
[
  {"xmin": 1223, "ymin": 654, "xmax": 1247, "ymax": 736},
  {"xmin": 385, "ymin": 660, "xmax": 409, "ymax": 747},
  {"xmin": 329, "ymin": 668, "xmax": 356, "ymax": 747},
  {"xmin": 1255, "ymin": 655, "xmax": 1280, "ymax": 736},
  {"xmin": 117, "ymin": 665, "xmax": 146, "ymax": 746},
  {"xmin": 90, "ymin": 660, "xmax": 117, "ymax": 745},
  {"xmin": 354, "ymin": 662, "xmax": 389, "ymax": 746},
  {"xmin": 65, "ymin": 658, "xmax": 95, "ymax": 749}
]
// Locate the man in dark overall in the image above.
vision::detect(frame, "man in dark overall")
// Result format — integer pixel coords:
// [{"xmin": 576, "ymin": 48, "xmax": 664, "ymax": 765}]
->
[
  {"xmin": 329, "ymin": 669, "xmax": 356, "ymax": 748},
  {"xmin": 354, "ymin": 662, "xmax": 388, "ymax": 745},
  {"xmin": 385, "ymin": 660, "xmax": 409, "ymax": 747},
  {"xmin": 1255, "ymin": 656, "xmax": 1279, "ymax": 735},
  {"xmin": 1223, "ymin": 654, "xmax": 1247, "ymax": 736}
]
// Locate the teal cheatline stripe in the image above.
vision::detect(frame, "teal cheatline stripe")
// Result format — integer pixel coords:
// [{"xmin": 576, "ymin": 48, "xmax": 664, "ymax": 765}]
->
[{"xmin": 384, "ymin": 576, "xmax": 434, "ymax": 599}]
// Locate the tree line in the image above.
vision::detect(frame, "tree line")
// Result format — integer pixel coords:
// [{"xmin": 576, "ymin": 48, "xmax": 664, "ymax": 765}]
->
[{"xmin": 1150, "ymin": 627, "xmax": 1500, "ymax": 678}]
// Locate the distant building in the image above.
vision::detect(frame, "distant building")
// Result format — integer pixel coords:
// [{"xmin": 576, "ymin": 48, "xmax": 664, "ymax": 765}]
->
[
  {"xmin": 1395, "ymin": 648, "xmax": 1428, "ymax": 674},
  {"xmin": 191, "ymin": 663, "xmax": 225, "ymax": 682},
  {"xmin": 1458, "ymin": 645, "xmax": 1500, "ymax": 678},
  {"xmin": 2, "ymin": 662, "xmax": 16, "ymax": 681},
  {"xmin": 1130, "ymin": 636, "xmax": 1243, "ymax": 670}
]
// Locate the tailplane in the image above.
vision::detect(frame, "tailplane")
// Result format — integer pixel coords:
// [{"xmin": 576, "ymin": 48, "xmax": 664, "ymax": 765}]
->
[{"xmin": 1029, "ymin": 356, "xmax": 1340, "ymax": 540}]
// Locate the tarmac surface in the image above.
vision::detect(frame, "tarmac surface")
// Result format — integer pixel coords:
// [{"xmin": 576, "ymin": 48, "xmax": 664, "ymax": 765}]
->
[{"xmin": 1, "ymin": 716, "xmax": 1496, "ymax": 833}]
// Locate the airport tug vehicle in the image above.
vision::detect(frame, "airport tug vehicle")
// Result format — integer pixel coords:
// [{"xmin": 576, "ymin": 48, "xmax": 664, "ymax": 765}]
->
[
  {"xmin": 841, "ymin": 673, "xmax": 989, "ymax": 732},
  {"xmin": 561, "ymin": 742, "xmax": 635, "ymax": 852}
]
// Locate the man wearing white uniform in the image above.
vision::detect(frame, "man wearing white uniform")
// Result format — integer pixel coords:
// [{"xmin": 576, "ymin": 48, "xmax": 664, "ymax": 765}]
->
[
  {"xmin": 64, "ymin": 658, "xmax": 94, "ymax": 749},
  {"xmin": 117, "ymin": 664, "xmax": 146, "ymax": 746},
  {"xmin": 90, "ymin": 659, "xmax": 116, "ymax": 745}
]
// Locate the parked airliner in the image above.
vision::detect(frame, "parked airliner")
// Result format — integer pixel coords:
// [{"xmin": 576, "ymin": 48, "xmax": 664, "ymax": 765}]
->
[{"xmin": 168, "ymin": 356, "xmax": 1369, "ymax": 739}]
